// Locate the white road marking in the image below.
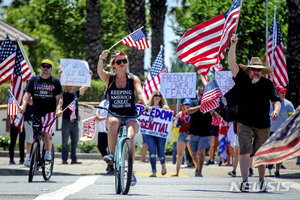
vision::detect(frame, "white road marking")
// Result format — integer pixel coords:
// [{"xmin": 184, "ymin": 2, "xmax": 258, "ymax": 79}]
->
[
  {"xmin": 34, "ymin": 176, "xmax": 97, "ymax": 200},
  {"xmin": 269, "ymin": 177, "xmax": 300, "ymax": 190}
]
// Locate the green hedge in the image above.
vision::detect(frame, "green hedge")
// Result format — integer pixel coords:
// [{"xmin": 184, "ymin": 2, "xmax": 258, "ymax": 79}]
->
[{"xmin": 0, "ymin": 83, "xmax": 11, "ymax": 105}]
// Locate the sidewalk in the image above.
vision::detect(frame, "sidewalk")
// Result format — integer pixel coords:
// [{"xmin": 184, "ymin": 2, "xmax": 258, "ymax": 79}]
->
[{"xmin": 1, "ymin": 151, "xmax": 299, "ymax": 178}]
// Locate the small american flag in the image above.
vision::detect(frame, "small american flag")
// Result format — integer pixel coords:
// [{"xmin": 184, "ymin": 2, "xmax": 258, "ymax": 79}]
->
[
  {"xmin": 143, "ymin": 48, "xmax": 167, "ymax": 100},
  {"xmin": 121, "ymin": 28, "xmax": 149, "ymax": 50},
  {"xmin": 265, "ymin": 10, "xmax": 288, "ymax": 87},
  {"xmin": 0, "ymin": 35, "xmax": 16, "ymax": 85},
  {"xmin": 200, "ymin": 79, "xmax": 222, "ymax": 113},
  {"xmin": 253, "ymin": 105, "xmax": 300, "ymax": 167},
  {"xmin": 42, "ymin": 112, "xmax": 56, "ymax": 134},
  {"xmin": 7, "ymin": 90, "xmax": 19, "ymax": 116},
  {"xmin": 67, "ymin": 100, "xmax": 77, "ymax": 120},
  {"xmin": 176, "ymin": 0, "xmax": 241, "ymax": 76}
]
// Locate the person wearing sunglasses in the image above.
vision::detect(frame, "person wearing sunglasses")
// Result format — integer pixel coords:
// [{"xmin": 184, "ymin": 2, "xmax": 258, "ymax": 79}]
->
[
  {"xmin": 97, "ymin": 50, "xmax": 150, "ymax": 186},
  {"xmin": 228, "ymin": 34, "xmax": 281, "ymax": 192}
]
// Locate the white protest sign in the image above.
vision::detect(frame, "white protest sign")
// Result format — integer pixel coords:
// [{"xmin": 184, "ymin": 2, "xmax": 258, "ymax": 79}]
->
[
  {"xmin": 160, "ymin": 73, "xmax": 196, "ymax": 99},
  {"xmin": 60, "ymin": 59, "xmax": 91, "ymax": 86},
  {"xmin": 136, "ymin": 104, "xmax": 173, "ymax": 139},
  {"xmin": 80, "ymin": 116, "xmax": 96, "ymax": 141},
  {"xmin": 215, "ymin": 71, "xmax": 235, "ymax": 95}
]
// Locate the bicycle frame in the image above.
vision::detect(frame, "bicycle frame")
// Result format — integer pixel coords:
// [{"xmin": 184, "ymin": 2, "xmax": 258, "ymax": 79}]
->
[{"xmin": 114, "ymin": 120, "xmax": 128, "ymax": 173}]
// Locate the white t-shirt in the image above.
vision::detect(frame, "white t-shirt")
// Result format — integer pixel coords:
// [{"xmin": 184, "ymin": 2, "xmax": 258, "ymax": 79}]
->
[{"xmin": 98, "ymin": 99, "xmax": 109, "ymax": 133}]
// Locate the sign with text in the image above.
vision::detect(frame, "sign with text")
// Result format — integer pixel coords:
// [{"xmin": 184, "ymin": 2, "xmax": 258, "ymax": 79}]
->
[
  {"xmin": 136, "ymin": 105, "xmax": 173, "ymax": 139},
  {"xmin": 215, "ymin": 71, "xmax": 235, "ymax": 95},
  {"xmin": 80, "ymin": 116, "xmax": 96, "ymax": 141},
  {"xmin": 160, "ymin": 73, "xmax": 196, "ymax": 99},
  {"xmin": 60, "ymin": 59, "xmax": 91, "ymax": 86}
]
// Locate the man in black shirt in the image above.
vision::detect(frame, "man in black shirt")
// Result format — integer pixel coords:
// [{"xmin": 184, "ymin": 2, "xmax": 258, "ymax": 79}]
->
[{"xmin": 228, "ymin": 34, "xmax": 281, "ymax": 192}]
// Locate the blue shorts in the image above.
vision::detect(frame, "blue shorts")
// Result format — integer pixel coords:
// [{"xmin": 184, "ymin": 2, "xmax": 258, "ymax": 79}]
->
[
  {"xmin": 189, "ymin": 135, "xmax": 211, "ymax": 152},
  {"xmin": 177, "ymin": 132, "xmax": 190, "ymax": 143},
  {"xmin": 107, "ymin": 112, "xmax": 138, "ymax": 123}
]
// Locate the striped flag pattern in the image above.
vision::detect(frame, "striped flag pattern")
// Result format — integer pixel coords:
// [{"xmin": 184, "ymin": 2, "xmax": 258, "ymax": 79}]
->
[
  {"xmin": 67, "ymin": 100, "xmax": 77, "ymax": 120},
  {"xmin": 253, "ymin": 106, "xmax": 300, "ymax": 167},
  {"xmin": 0, "ymin": 35, "xmax": 16, "ymax": 85},
  {"xmin": 265, "ymin": 12, "xmax": 288, "ymax": 87},
  {"xmin": 121, "ymin": 29, "xmax": 149, "ymax": 50},
  {"xmin": 7, "ymin": 90, "xmax": 19, "ymax": 115},
  {"xmin": 200, "ymin": 79, "xmax": 222, "ymax": 113},
  {"xmin": 42, "ymin": 112, "xmax": 56, "ymax": 134},
  {"xmin": 176, "ymin": 0, "xmax": 241, "ymax": 76},
  {"xmin": 143, "ymin": 48, "xmax": 167, "ymax": 100}
]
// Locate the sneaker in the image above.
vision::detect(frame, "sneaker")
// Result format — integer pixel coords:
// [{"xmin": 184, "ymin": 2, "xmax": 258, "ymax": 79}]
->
[
  {"xmin": 205, "ymin": 160, "xmax": 214, "ymax": 165},
  {"xmin": 240, "ymin": 181, "xmax": 249, "ymax": 192},
  {"xmin": 24, "ymin": 159, "xmax": 31, "ymax": 167},
  {"xmin": 259, "ymin": 180, "xmax": 267, "ymax": 192},
  {"xmin": 131, "ymin": 172, "xmax": 137, "ymax": 186},
  {"xmin": 103, "ymin": 153, "xmax": 114, "ymax": 163},
  {"xmin": 228, "ymin": 170, "xmax": 236, "ymax": 177},
  {"xmin": 249, "ymin": 168, "xmax": 254, "ymax": 177},
  {"xmin": 71, "ymin": 160, "xmax": 82, "ymax": 164},
  {"xmin": 9, "ymin": 160, "xmax": 16, "ymax": 165},
  {"xmin": 44, "ymin": 151, "xmax": 52, "ymax": 161},
  {"xmin": 19, "ymin": 160, "xmax": 24, "ymax": 165},
  {"xmin": 62, "ymin": 160, "xmax": 68, "ymax": 164},
  {"xmin": 218, "ymin": 161, "xmax": 223, "ymax": 166},
  {"xmin": 274, "ymin": 171, "xmax": 281, "ymax": 178}
]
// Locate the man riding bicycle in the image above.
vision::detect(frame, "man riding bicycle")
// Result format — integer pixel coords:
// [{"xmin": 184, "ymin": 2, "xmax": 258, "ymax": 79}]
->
[
  {"xmin": 98, "ymin": 50, "xmax": 150, "ymax": 186},
  {"xmin": 20, "ymin": 59, "xmax": 63, "ymax": 161}
]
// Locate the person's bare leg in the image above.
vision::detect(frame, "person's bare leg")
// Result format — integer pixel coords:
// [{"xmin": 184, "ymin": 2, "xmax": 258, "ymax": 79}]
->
[
  {"xmin": 173, "ymin": 142, "xmax": 186, "ymax": 176},
  {"xmin": 258, "ymin": 165, "xmax": 266, "ymax": 181},
  {"xmin": 233, "ymin": 146, "xmax": 240, "ymax": 172},
  {"xmin": 126, "ymin": 120, "xmax": 139, "ymax": 164},
  {"xmin": 106, "ymin": 116, "xmax": 121, "ymax": 155},
  {"xmin": 43, "ymin": 132, "xmax": 52, "ymax": 151},
  {"xmin": 140, "ymin": 143, "xmax": 148, "ymax": 161},
  {"xmin": 239, "ymin": 154, "xmax": 250, "ymax": 181},
  {"xmin": 198, "ymin": 148, "xmax": 205, "ymax": 176}
]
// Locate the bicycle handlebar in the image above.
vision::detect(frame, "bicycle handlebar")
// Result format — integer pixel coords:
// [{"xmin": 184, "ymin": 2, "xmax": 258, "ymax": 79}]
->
[{"xmin": 94, "ymin": 106, "xmax": 148, "ymax": 119}]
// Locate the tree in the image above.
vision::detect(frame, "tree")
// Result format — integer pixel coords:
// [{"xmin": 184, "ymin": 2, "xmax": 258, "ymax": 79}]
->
[
  {"xmin": 286, "ymin": 0, "xmax": 300, "ymax": 107},
  {"xmin": 150, "ymin": 0, "xmax": 167, "ymax": 66}
]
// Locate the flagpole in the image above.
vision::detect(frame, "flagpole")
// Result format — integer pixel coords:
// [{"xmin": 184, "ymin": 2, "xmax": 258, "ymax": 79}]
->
[
  {"xmin": 266, "ymin": 0, "xmax": 269, "ymax": 67},
  {"xmin": 16, "ymin": 34, "xmax": 35, "ymax": 75},
  {"xmin": 234, "ymin": 0, "xmax": 243, "ymax": 33},
  {"xmin": 62, "ymin": 98, "xmax": 78, "ymax": 112},
  {"xmin": 108, "ymin": 26, "xmax": 144, "ymax": 51}
]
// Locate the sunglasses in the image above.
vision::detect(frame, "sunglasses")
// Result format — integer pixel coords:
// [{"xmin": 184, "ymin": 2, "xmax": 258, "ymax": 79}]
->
[
  {"xmin": 154, "ymin": 94, "xmax": 162, "ymax": 97},
  {"xmin": 250, "ymin": 67, "xmax": 262, "ymax": 72},
  {"xmin": 115, "ymin": 59, "xmax": 127, "ymax": 65},
  {"xmin": 199, "ymin": 93, "xmax": 204, "ymax": 96},
  {"xmin": 41, "ymin": 64, "xmax": 52, "ymax": 69}
]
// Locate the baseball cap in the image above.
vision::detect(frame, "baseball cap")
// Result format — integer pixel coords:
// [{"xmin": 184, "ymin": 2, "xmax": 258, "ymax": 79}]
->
[
  {"xmin": 182, "ymin": 98, "xmax": 191, "ymax": 105},
  {"xmin": 275, "ymin": 85, "xmax": 287, "ymax": 93},
  {"xmin": 41, "ymin": 59, "xmax": 53, "ymax": 67}
]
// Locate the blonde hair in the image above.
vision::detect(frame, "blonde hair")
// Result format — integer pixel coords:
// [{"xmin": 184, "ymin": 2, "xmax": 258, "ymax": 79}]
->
[
  {"xmin": 149, "ymin": 90, "xmax": 170, "ymax": 110},
  {"xmin": 109, "ymin": 50, "xmax": 128, "ymax": 67}
]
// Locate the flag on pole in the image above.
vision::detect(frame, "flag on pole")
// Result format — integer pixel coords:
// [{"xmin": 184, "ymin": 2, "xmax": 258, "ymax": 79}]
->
[
  {"xmin": 16, "ymin": 43, "xmax": 31, "ymax": 82},
  {"xmin": 265, "ymin": 9, "xmax": 288, "ymax": 87},
  {"xmin": 42, "ymin": 112, "xmax": 56, "ymax": 134},
  {"xmin": 176, "ymin": 0, "xmax": 241, "ymax": 76},
  {"xmin": 67, "ymin": 100, "xmax": 77, "ymax": 120},
  {"xmin": 7, "ymin": 90, "xmax": 19, "ymax": 116},
  {"xmin": 0, "ymin": 35, "xmax": 16, "ymax": 85},
  {"xmin": 121, "ymin": 28, "xmax": 149, "ymax": 50},
  {"xmin": 200, "ymin": 79, "xmax": 222, "ymax": 113},
  {"xmin": 253, "ymin": 105, "xmax": 300, "ymax": 167},
  {"xmin": 143, "ymin": 47, "xmax": 167, "ymax": 100}
]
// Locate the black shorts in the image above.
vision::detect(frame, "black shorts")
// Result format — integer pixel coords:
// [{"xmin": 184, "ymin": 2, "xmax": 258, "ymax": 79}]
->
[{"xmin": 210, "ymin": 125, "xmax": 219, "ymax": 137}]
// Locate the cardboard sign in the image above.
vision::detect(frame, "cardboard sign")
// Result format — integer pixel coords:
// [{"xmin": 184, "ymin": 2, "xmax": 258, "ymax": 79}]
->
[
  {"xmin": 160, "ymin": 73, "xmax": 196, "ymax": 99},
  {"xmin": 80, "ymin": 116, "xmax": 96, "ymax": 141},
  {"xmin": 215, "ymin": 71, "xmax": 235, "ymax": 95},
  {"xmin": 136, "ymin": 104, "xmax": 173, "ymax": 139},
  {"xmin": 60, "ymin": 59, "xmax": 91, "ymax": 86}
]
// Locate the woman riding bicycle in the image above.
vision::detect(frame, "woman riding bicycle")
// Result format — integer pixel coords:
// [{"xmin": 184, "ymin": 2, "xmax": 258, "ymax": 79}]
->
[{"xmin": 98, "ymin": 50, "xmax": 150, "ymax": 186}]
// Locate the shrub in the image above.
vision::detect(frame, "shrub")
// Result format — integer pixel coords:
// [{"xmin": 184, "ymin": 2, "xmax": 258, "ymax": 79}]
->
[
  {"xmin": 0, "ymin": 135, "xmax": 10, "ymax": 150},
  {"xmin": 79, "ymin": 80, "xmax": 106, "ymax": 102},
  {"xmin": 55, "ymin": 141, "xmax": 71, "ymax": 152},
  {"xmin": 0, "ymin": 83, "xmax": 11, "ymax": 104},
  {"xmin": 165, "ymin": 140, "xmax": 173, "ymax": 156},
  {"xmin": 78, "ymin": 141, "xmax": 98, "ymax": 153}
]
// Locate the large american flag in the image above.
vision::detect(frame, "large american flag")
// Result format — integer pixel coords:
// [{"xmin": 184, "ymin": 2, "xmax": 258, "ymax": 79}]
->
[
  {"xmin": 67, "ymin": 100, "xmax": 77, "ymax": 120},
  {"xmin": 121, "ymin": 28, "xmax": 149, "ymax": 50},
  {"xmin": 200, "ymin": 79, "xmax": 222, "ymax": 113},
  {"xmin": 42, "ymin": 112, "xmax": 57, "ymax": 134},
  {"xmin": 265, "ymin": 12, "xmax": 288, "ymax": 87},
  {"xmin": 176, "ymin": 0, "xmax": 241, "ymax": 76},
  {"xmin": 0, "ymin": 35, "xmax": 16, "ymax": 85},
  {"xmin": 7, "ymin": 90, "xmax": 19, "ymax": 116},
  {"xmin": 143, "ymin": 48, "xmax": 167, "ymax": 100},
  {"xmin": 253, "ymin": 105, "xmax": 300, "ymax": 167}
]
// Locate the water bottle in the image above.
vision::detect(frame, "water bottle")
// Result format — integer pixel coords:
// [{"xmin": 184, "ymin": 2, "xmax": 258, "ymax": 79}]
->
[{"xmin": 14, "ymin": 114, "xmax": 22, "ymax": 126}]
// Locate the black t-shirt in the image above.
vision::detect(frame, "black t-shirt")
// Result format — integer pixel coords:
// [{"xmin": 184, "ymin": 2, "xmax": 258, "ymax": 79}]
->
[
  {"xmin": 188, "ymin": 99, "xmax": 212, "ymax": 136},
  {"xmin": 234, "ymin": 69, "xmax": 281, "ymax": 128},
  {"xmin": 25, "ymin": 75, "xmax": 62, "ymax": 117},
  {"xmin": 62, "ymin": 90, "xmax": 80, "ymax": 120}
]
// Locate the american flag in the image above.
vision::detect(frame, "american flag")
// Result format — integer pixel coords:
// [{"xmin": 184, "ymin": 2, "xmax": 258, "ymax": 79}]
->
[
  {"xmin": 143, "ymin": 48, "xmax": 167, "ymax": 100},
  {"xmin": 0, "ymin": 35, "xmax": 16, "ymax": 85},
  {"xmin": 42, "ymin": 112, "xmax": 57, "ymax": 134},
  {"xmin": 10, "ymin": 45, "xmax": 26, "ymax": 133},
  {"xmin": 176, "ymin": 0, "xmax": 241, "ymax": 76},
  {"xmin": 253, "ymin": 105, "xmax": 300, "ymax": 167},
  {"xmin": 121, "ymin": 28, "xmax": 149, "ymax": 50},
  {"xmin": 7, "ymin": 90, "xmax": 19, "ymax": 116},
  {"xmin": 200, "ymin": 79, "xmax": 222, "ymax": 113},
  {"xmin": 265, "ymin": 11, "xmax": 288, "ymax": 87},
  {"xmin": 67, "ymin": 100, "xmax": 77, "ymax": 120}
]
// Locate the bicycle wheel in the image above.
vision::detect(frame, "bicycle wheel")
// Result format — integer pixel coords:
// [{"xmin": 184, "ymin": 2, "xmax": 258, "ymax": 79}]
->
[
  {"xmin": 28, "ymin": 142, "xmax": 38, "ymax": 182},
  {"xmin": 42, "ymin": 143, "xmax": 55, "ymax": 181},
  {"xmin": 120, "ymin": 138, "xmax": 132, "ymax": 195},
  {"xmin": 114, "ymin": 144, "xmax": 121, "ymax": 194}
]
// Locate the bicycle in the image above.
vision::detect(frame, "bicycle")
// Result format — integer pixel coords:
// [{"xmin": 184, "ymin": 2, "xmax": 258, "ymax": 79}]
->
[{"xmin": 94, "ymin": 105, "xmax": 147, "ymax": 195}]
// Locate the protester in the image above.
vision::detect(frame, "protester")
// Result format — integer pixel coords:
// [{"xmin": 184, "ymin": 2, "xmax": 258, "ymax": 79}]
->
[
  {"xmin": 228, "ymin": 123, "xmax": 239, "ymax": 177},
  {"xmin": 267, "ymin": 85, "xmax": 295, "ymax": 178},
  {"xmin": 228, "ymin": 34, "xmax": 281, "ymax": 192},
  {"xmin": 172, "ymin": 98, "xmax": 191, "ymax": 176},
  {"xmin": 206, "ymin": 110, "xmax": 221, "ymax": 165},
  {"xmin": 186, "ymin": 89, "xmax": 212, "ymax": 177},
  {"xmin": 58, "ymin": 69, "xmax": 92, "ymax": 164},
  {"xmin": 97, "ymin": 50, "xmax": 150, "ymax": 186}
]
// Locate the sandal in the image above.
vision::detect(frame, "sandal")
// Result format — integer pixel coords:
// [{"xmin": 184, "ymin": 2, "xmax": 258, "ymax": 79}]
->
[
  {"xmin": 149, "ymin": 173, "xmax": 156, "ymax": 177},
  {"xmin": 161, "ymin": 167, "xmax": 167, "ymax": 176}
]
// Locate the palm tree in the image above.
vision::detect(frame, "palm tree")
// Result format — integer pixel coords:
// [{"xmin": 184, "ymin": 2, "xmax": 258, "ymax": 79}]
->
[
  {"xmin": 124, "ymin": 0, "xmax": 146, "ymax": 78},
  {"xmin": 150, "ymin": 0, "xmax": 167, "ymax": 66},
  {"xmin": 86, "ymin": 0, "xmax": 102, "ymax": 79},
  {"xmin": 286, "ymin": 0, "xmax": 300, "ymax": 107}
]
